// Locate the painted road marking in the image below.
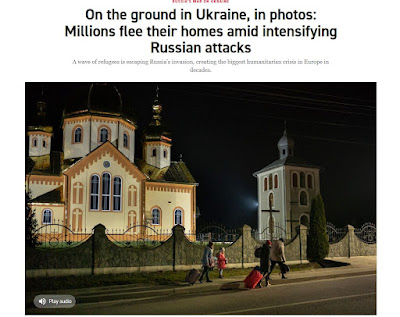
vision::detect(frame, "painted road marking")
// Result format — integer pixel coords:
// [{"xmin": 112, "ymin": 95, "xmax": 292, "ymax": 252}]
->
[{"xmin": 216, "ymin": 292, "xmax": 376, "ymax": 315}]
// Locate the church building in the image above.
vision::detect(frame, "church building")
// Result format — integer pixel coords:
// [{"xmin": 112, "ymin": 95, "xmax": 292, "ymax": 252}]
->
[
  {"xmin": 253, "ymin": 128, "xmax": 321, "ymax": 240},
  {"xmin": 26, "ymin": 84, "xmax": 198, "ymax": 238}
]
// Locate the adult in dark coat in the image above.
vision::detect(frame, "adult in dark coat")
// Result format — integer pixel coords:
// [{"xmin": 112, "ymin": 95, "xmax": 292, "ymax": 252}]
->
[
  {"xmin": 257, "ymin": 240, "xmax": 271, "ymax": 288},
  {"xmin": 199, "ymin": 241, "xmax": 214, "ymax": 283}
]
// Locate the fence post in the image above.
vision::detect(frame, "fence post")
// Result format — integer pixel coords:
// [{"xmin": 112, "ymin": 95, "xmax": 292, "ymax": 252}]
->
[
  {"xmin": 242, "ymin": 225, "xmax": 252, "ymax": 268},
  {"xmin": 172, "ymin": 225, "xmax": 185, "ymax": 271},
  {"xmin": 298, "ymin": 224, "xmax": 308, "ymax": 263},
  {"xmin": 347, "ymin": 225, "xmax": 354, "ymax": 258},
  {"xmin": 92, "ymin": 224, "xmax": 107, "ymax": 275}
]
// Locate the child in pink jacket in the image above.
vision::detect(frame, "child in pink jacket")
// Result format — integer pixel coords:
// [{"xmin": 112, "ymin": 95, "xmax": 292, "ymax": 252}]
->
[{"xmin": 217, "ymin": 247, "xmax": 227, "ymax": 278}]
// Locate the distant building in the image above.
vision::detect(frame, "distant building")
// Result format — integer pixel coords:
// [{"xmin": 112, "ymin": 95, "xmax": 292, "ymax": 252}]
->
[
  {"xmin": 253, "ymin": 129, "xmax": 320, "ymax": 240},
  {"xmin": 26, "ymin": 84, "xmax": 198, "ymax": 238}
]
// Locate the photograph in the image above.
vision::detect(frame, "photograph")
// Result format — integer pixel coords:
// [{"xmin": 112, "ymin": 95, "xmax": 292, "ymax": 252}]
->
[{"xmin": 25, "ymin": 82, "xmax": 376, "ymax": 314}]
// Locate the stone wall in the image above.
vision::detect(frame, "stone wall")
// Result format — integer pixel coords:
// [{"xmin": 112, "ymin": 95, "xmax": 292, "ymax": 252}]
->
[{"xmin": 26, "ymin": 223, "xmax": 375, "ymax": 278}]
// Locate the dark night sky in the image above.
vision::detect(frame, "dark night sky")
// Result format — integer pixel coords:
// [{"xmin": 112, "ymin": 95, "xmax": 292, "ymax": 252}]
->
[{"xmin": 25, "ymin": 83, "xmax": 376, "ymax": 229}]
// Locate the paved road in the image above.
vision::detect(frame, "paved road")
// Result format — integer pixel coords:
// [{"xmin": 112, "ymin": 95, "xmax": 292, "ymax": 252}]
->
[{"xmin": 28, "ymin": 273, "xmax": 376, "ymax": 315}]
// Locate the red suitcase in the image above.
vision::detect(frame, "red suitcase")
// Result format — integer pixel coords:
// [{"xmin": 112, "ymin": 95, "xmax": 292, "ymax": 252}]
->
[
  {"xmin": 243, "ymin": 268, "xmax": 263, "ymax": 289},
  {"xmin": 185, "ymin": 269, "xmax": 201, "ymax": 285}
]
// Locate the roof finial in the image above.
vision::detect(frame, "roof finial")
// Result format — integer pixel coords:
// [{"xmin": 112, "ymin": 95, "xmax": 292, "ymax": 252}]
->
[{"xmin": 154, "ymin": 85, "xmax": 159, "ymax": 103}]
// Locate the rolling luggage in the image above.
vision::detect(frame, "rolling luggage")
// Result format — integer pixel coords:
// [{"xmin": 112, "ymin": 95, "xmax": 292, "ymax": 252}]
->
[
  {"xmin": 243, "ymin": 268, "xmax": 263, "ymax": 289},
  {"xmin": 185, "ymin": 268, "xmax": 201, "ymax": 285}
]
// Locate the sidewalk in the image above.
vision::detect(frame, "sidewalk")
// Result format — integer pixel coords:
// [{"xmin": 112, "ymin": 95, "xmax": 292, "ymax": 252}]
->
[{"xmin": 26, "ymin": 256, "xmax": 376, "ymax": 307}]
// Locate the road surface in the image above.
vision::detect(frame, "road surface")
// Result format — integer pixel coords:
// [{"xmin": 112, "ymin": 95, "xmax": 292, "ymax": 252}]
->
[{"xmin": 27, "ymin": 274, "xmax": 376, "ymax": 315}]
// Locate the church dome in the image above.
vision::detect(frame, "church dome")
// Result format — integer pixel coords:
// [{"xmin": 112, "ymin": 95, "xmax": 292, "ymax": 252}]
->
[{"xmin": 63, "ymin": 83, "xmax": 136, "ymax": 124}]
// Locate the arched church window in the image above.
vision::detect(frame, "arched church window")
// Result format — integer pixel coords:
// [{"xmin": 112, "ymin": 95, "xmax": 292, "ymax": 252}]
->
[
  {"xmin": 307, "ymin": 174, "xmax": 314, "ymax": 189},
  {"xmin": 42, "ymin": 139, "xmax": 47, "ymax": 148},
  {"xmin": 300, "ymin": 191, "xmax": 308, "ymax": 206},
  {"xmin": 32, "ymin": 138, "xmax": 37, "ymax": 147},
  {"xmin": 292, "ymin": 173, "xmax": 298, "ymax": 187},
  {"xmin": 90, "ymin": 175, "xmax": 99, "ymax": 210},
  {"xmin": 152, "ymin": 148, "xmax": 157, "ymax": 157},
  {"xmin": 42, "ymin": 209, "xmax": 52, "ymax": 224},
  {"xmin": 151, "ymin": 208, "xmax": 160, "ymax": 225},
  {"xmin": 102, "ymin": 173, "xmax": 111, "ymax": 210},
  {"xmin": 113, "ymin": 176, "xmax": 122, "ymax": 211},
  {"xmin": 300, "ymin": 215, "xmax": 309, "ymax": 227},
  {"xmin": 269, "ymin": 193, "xmax": 274, "ymax": 209},
  {"xmin": 269, "ymin": 174, "xmax": 273, "ymax": 190},
  {"xmin": 300, "ymin": 172, "xmax": 306, "ymax": 188},
  {"xmin": 174, "ymin": 209, "xmax": 182, "ymax": 225},
  {"xmin": 123, "ymin": 133, "xmax": 128, "ymax": 148},
  {"xmin": 74, "ymin": 127, "xmax": 82, "ymax": 143},
  {"xmin": 100, "ymin": 128, "xmax": 109, "ymax": 142},
  {"xmin": 274, "ymin": 174, "xmax": 278, "ymax": 188},
  {"xmin": 163, "ymin": 149, "xmax": 167, "ymax": 158},
  {"xmin": 264, "ymin": 177, "xmax": 268, "ymax": 191}
]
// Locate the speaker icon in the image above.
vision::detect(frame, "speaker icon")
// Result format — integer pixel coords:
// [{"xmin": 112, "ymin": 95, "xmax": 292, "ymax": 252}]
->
[{"xmin": 38, "ymin": 298, "xmax": 46, "ymax": 305}]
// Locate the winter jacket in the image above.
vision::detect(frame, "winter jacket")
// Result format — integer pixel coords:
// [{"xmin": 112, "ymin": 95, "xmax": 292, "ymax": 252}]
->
[
  {"xmin": 270, "ymin": 240, "xmax": 285, "ymax": 262},
  {"xmin": 217, "ymin": 252, "xmax": 227, "ymax": 269},
  {"xmin": 259, "ymin": 244, "xmax": 271, "ymax": 273},
  {"xmin": 201, "ymin": 246, "xmax": 213, "ymax": 267}
]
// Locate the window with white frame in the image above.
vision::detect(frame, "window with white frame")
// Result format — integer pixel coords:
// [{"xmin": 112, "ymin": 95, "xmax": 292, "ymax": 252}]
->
[
  {"xmin": 152, "ymin": 208, "xmax": 160, "ymax": 225},
  {"xmin": 113, "ymin": 176, "xmax": 122, "ymax": 211},
  {"xmin": 174, "ymin": 209, "xmax": 182, "ymax": 225},
  {"xmin": 90, "ymin": 175, "xmax": 100, "ymax": 210},
  {"xmin": 42, "ymin": 209, "xmax": 52, "ymax": 224},
  {"xmin": 102, "ymin": 173, "xmax": 111, "ymax": 210}
]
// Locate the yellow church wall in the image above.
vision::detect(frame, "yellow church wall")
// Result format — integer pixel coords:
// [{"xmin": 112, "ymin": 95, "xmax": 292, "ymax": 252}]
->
[
  {"xmin": 145, "ymin": 183, "xmax": 195, "ymax": 236},
  {"xmin": 67, "ymin": 150, "xmax": 144, "ymax": 233}
]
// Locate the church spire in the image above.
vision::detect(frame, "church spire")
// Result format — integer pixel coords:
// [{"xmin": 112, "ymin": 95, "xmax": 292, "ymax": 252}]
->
[{"xmin": 277, "ymin": 123, "xmax": 295, "ymax": 159}]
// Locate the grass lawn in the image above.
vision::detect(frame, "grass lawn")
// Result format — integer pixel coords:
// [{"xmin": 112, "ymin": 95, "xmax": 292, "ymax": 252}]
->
[{"xmin": 26, "ymin": 262, "xmax": 321, "ymax": 293}]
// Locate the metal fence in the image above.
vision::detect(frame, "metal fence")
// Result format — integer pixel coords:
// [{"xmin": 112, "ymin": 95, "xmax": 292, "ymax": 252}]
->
[
  {"xmin": 326, "ymin": 222, "xmax": 348, "ymax": 244},
  {"xmin": 105, "ymin": 225, "xmax": 173, "ymax": 247},
  {"xmin": 34, "ymin": 220, "xmax": 93, "ymax": 248},
  {"xmin": 354, "ymin": 223, "xmax": 376, "ymax": 244},
  {"xmin": 194, "ymin": 225, "xmax": 240, "ymax": 245},
  {"xmin": 252, "ymin": 223, "xmax": 292, "ymax": 242}
]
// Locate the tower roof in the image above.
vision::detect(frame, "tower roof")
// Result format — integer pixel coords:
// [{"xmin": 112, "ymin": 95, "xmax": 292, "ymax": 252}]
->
[{"xmin": 277, "ymin": 129, "xmax": 295, "ymax": 148}]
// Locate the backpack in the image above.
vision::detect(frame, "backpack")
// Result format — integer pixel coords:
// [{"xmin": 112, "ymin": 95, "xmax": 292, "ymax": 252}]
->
[{"xmin": 254, "ymin": 247, "xmax": 262, "ymax": 258}]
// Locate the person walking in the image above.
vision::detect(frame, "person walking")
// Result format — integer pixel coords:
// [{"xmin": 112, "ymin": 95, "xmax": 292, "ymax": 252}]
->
[
  {"xmin": 257, "ymin": 240, "xmax": 272, "ymax": 288},
  {"xmin": 269, "ymin": 238, "xmax": 287, "ymax": 279},
  {"xmin": 216, "ymin": 247, "xmax": 227, "ymax": 278},
  {"xmin": 199, "ymin": 241, "xmax": 214, "ymax": 283}
]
